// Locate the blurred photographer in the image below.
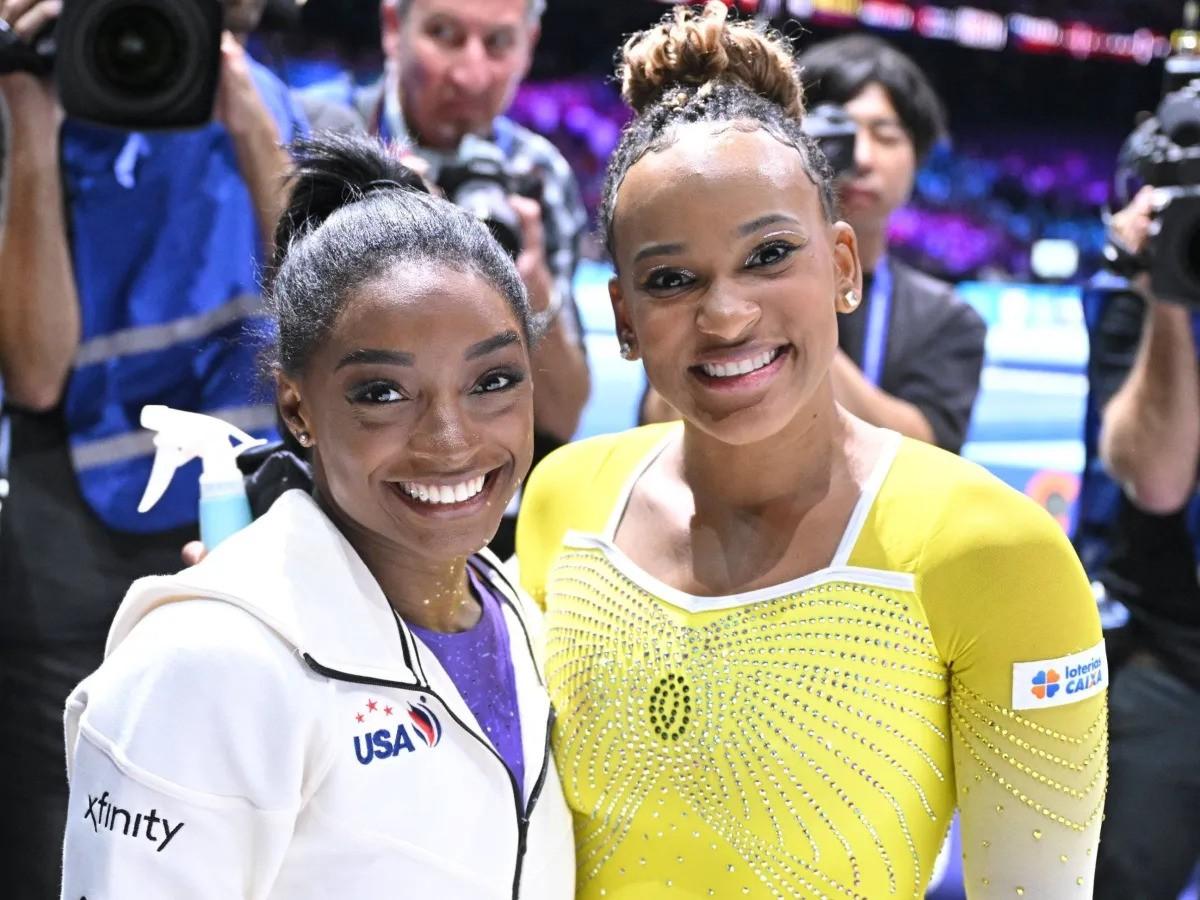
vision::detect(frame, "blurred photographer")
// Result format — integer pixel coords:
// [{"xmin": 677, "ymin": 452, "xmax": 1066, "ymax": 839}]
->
[
  {"xmin": 0, "ymin": 1, "xmax": 305, "ymax": 895},
  {"xmin": 798, "ymin": 35, "xmax": 985, "ymax": 453},
  {"xmin": 1072, "ymin": 18, "xmax": 1200, "ymax": 893},
  {"xmin": 1080, "ymin": 184, "xmax": 1200, "ymax": 899},
  {"xmin": 291, "ymin": 0, "xmax": 590, "ymax": 556}
]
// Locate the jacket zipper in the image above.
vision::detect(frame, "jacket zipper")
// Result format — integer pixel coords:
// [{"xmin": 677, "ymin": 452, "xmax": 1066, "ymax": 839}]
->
[
  {"xmin": 513, "ymin": 706, "xmax": 555, "ymax": 897},
  {"xmin": 470, "ymin": 557, "xmax": 558, "ymax": 896},
  {"xmin": 302, "ymin": 653, "xmax": 554, "ymax": 900}
]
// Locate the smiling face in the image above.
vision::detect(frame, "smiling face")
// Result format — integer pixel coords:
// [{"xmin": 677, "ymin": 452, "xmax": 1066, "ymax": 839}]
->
[
  {"xmin": 384, "ymin": 0, "xmax": 538, "ymax": 151},
  {"xmin": 609, "ymin": 123, "xmax": 861, "ymax": 446},
  {"xmin": 279, "ymin": 261, "xmax": 534, "ymax": 561}
]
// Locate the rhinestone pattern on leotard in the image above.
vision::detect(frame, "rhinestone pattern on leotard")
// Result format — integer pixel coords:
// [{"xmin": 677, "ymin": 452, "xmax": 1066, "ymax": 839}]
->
[
  {"xmin": 545, "ymin": 540, "xmax": 1108, "ymax": 899},
  {"xmin": 545, "ymin": 546, "xmax": 954, "ymax": 899}
]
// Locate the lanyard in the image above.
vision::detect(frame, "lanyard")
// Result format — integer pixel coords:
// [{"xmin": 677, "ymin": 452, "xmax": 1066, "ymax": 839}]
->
[{"xmin": 861, "ymin": 256, "xmax": 893, "ymax": 387}]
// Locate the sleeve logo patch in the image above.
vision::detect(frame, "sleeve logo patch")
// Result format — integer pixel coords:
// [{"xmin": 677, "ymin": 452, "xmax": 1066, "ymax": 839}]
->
[{"xmin": 1011, "ymin": 640, "xmax": 1107, "ymax": 710}]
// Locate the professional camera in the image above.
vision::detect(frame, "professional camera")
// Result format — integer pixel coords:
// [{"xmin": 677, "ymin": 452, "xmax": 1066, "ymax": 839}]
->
[
  {"xmin": 1107, "ymin": 10, "xmax": 1200, "ymax": 302},
  {"xmin": 802, "ymin": 103, "xmax": 857, "ymax": 179},
  {"xmin": 437, "ymin": 135, "xmax": 544, "ymax": 259},
  {"xmin": 0, "ymin": 0, "xmax": 221, "ymax": 129}
]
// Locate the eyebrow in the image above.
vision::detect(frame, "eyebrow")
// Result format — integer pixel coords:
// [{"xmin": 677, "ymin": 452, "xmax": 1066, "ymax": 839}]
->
[
  {"xmin": 736, "ymin": 213, "xmax": 803, "ymax": 236},
  {"xmin": 858, "ymin": 116, "xmax": 906, "ymax": 130},
  {"xmin": 633, "ymin": 242, "xmax": 686, "ymax": 264},
  {"xmin": 465, "ymin": 330, "xmax": 521, "ymax": 360},
  {"xmin": 335, "ymin": 331, "xmax": 521, "ymax": 370},
  {"xmin": 335, "ymin": 348, "xmax": 415, "ymax": 370}
]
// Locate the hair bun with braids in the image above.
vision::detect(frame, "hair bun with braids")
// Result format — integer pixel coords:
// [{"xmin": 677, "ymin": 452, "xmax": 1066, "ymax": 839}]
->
[{"xmin": 618, "ymin": 0, "xmax": 805, "ymax": 120}]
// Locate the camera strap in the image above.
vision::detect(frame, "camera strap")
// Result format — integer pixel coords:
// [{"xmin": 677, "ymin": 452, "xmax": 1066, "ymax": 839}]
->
[{"xmin": 861, "ymin": 256, "xmax": 893, "ymax": 387}]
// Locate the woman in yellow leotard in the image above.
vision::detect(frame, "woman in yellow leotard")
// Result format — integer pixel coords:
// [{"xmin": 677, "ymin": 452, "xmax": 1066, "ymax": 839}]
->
[{"xmin": 517, "ymin": 4, "xmax": 1106, "ymax": 898}]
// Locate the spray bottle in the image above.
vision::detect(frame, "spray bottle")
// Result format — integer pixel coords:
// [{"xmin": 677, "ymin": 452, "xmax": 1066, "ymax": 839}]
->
[{"xmin": 138, "ymin": 405, "xmax": 267, "ymax": 549}]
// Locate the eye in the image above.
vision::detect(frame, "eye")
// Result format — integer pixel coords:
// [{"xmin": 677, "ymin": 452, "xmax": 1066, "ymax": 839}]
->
[
  {"xmin": 642, "ymin": 269, "xmax": 695, "ymax": 293},
  {"xmin": 425, "ymin": 19, "xmax": 463, "ymax": 47},
  {"xmin": 348, "ymin": 381, "xmax": 406, "ymax": 404},
  {"xmin": 485, "ymin": 29, "xmax": 516, "ymax": 56},
  {"xmin": 871, "ymin": 124, "xmax": 908, "ymax": 146},
  {"xmin": 471, "ymin": 369, "xmax": 525, "ymax": 395},
  {"xmin": 746, "ymin": 240, "xmax": 799, "ymax": 269}
]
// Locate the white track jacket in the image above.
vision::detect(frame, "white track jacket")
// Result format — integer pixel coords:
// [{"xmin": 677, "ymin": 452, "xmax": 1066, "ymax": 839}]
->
[{"xmin": 61, "ymin": 490, "xmax": 575, "ymax": 899}]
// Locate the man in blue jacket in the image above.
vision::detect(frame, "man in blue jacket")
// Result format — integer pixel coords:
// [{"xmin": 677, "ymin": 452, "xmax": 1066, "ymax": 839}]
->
[{"xmin": 0, "ymin": 1, "xmax": 305, "ymax": 894}]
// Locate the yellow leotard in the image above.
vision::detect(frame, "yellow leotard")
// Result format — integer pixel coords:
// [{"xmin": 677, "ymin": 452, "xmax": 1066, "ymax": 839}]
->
[{"xmin": 518, "ymin": 424, "xmax": 1106, "ymax": 899}]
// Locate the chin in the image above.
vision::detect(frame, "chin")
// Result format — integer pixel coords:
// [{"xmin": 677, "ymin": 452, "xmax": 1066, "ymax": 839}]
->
[
  {"xmin": 387, "ymin": 480, "xmax": 514, "ymax": 555},
  {"xmin": 674, "ymin": 375, "xmax": 824, "ymax": 448},
  {"xmin": 393, "ymin": 515, "xmax": 502, "ymax": 562},
  {"xmin": 683, "ymin": 402, "xmax": 798, "ymax": 448}
]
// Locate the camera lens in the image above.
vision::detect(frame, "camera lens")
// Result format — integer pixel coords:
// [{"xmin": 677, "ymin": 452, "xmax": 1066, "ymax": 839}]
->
[{"xmin": 93, "ymin": 5, "xmax": 181, "ymax": 96}]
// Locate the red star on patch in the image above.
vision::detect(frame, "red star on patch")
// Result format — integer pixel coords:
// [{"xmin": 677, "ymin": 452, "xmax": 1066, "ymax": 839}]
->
[
  {"xmin": 384, "ymin": 706, "xmax": 394, "ymax": 716},
  {"xmin": 366, "ymin": 699, "xmax": 378, "ymax": 712},
  {"xmin": 355, "ymin": 713, "xmax": 364, "ymax": 723}
]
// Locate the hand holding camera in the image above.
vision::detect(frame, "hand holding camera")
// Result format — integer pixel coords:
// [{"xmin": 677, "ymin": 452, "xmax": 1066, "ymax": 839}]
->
[
  {"xmin": 213, "ymin": 31, "xmax": 267, "ymax": 138},
  {"xmin": 434, "ymin": 135, "xmax": 558, "ymax": 317},
  {"xmin": 509, "ymin": 193, "xmax": 556, "ymax": 317},
  {"xmin": 0, "ymin": 0, "xmax": 57, "ymax": 64},
  {"xmin": 1106, "ymin": 13, "xmax": 1200, "ymax": 305},
  {"xmin": 1108, "ymin": 186, "xmax": 1159, "ymax": 295},
  {"xmin": 0, "ymin": 1, "xmax": 62, "ymax": 152},
  {"xmin": 0, "ymin": 0, "xmax": 224, "ymax": 129}
]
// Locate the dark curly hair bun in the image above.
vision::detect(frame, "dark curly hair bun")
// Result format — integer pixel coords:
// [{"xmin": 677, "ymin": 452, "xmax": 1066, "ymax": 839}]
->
[{"xmin": 618, "ymin": 0, "xmax": 805, "ymax": 121}]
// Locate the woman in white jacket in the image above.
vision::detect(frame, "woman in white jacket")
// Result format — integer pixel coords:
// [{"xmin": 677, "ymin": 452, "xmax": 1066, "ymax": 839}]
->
[{"xmin": 60, "ymin": 133, "xmax": 575, "ymax": 900}]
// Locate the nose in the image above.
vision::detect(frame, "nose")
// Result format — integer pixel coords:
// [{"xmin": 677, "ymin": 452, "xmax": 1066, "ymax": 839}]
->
[
  {"xmin": 446, "ymin": 37, "xmax": 492, "ymax": 95},
  {"xmin": 852, "ymin": 125, "xmax": 875, "ymax": 175},
  {"xmin": 695, "ymin": 283, "xmax": 761, "ymax": 344},
  {"xmin": 408, "ymin": 395, "xmax": 477, "ymax": 463}
]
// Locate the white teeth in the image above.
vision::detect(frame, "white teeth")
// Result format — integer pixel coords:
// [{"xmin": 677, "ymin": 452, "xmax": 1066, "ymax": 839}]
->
[
  {"xmin": 399, "ymin": 474, "xmax": 487, "ymax": 505},
  {"xmin": 701, "ymin": 349, "xmax": 779, "ymax": 379}
]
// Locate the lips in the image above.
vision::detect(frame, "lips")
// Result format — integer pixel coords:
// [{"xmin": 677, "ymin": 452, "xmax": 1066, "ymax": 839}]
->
[
  {"xmin": 387, "ymin": 467, "xmax": 502, "ymax": 515},
  {"xmin": 699, "ymin": 347, "xmax": 785, "ymax": 379},
  {"xmin": 839, "ymin": 185, "xmax": 879, "ymax": 206},
  {"xmin": 398, "ymin": 475, "xmax": 487, "ymax": 505},
  {"xmin": 689, "ymin": 344, "xmax": 791, "ymax": 393}
]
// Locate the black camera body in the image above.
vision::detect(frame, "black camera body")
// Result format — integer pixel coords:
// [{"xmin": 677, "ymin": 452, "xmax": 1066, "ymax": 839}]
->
[
  {"xmin": 0, "ymin": 0, "xmax": 221, "ymax": 129},
  {"xmin": 802, "ymin": 103, "xmax": 857, "ymax": 179},
  {"xmin": 436, "ymin": 136, "xmax": 543, "ymax": 259},
  {"xmin": 1109, "ymin": 42, "xmax": 1200, "ymax": 301}
]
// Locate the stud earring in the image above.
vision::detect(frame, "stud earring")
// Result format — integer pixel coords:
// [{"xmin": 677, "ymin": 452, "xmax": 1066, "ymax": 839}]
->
[
  {"xmin": 296, "ymin": 431, "xmax": 311, "ymax": 447},
  {"xmin": 841, "ymin": 289, "xmax": 861, "ymax": 312},
  {"xmin": 618, "ymin": 336, "xmax": 637, "ymax": 360}
]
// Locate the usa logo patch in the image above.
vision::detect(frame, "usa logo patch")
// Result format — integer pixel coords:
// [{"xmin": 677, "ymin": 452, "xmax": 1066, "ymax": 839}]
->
[{"xmin": 352, "ymin": 695, "xmax": 443, "ymax": 765}]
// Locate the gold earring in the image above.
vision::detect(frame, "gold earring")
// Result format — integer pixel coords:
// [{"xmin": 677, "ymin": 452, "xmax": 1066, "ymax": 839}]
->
[{"xmin": 841, "ymin": 289, "xmax": 861, "ymax": 312}]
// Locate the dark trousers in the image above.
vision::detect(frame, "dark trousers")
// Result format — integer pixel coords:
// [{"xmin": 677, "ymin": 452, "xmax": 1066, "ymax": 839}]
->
[
  {"xmin": 1095, "ymin": 658, "xmax": 1200, "ymax": 900},
  {"xmin": 0, "ymin": 640, "xmax": 105, "ymax": 900}
]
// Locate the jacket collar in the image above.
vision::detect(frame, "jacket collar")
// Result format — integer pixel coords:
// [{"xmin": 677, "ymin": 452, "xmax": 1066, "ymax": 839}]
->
[
  {"xmin": 108, "ymin": 490, "xmax": 533, "ymax": 687},
  {"xmin": 108, "ymin": 489, "xmax": 553, "ymax": 805}
]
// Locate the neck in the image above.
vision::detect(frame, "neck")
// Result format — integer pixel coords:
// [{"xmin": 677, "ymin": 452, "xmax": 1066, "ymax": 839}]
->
[
  {"xmin": 315, "ymin": 488, "xmax": 479, "ymax": 633},
  {"xmin": 854, "ymin": 222, "xmax": 889, "ymax": 275},
  {"xmin": 677, "ymin": 379, "xmax": 851, "ymax": 519}
]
